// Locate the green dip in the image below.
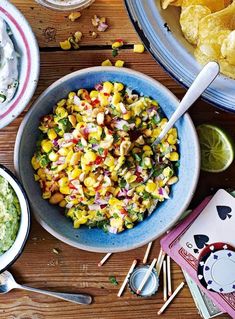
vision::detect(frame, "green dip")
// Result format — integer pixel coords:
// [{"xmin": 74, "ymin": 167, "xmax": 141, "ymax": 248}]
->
[{"xmin": 0, "ymin": 176, "xmax": 21, "ymax": 255}]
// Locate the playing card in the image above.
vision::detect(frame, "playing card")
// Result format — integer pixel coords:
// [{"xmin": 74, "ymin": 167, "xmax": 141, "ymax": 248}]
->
[
  {"xmin": 161, "ymin": 190, "xmax": 235, "ymax": 318},
  {"xmin": 179, "ymin": 189, "xmax": 235, "ymax": 258},
  {"xmin": 183, "ymin": 270, "xmax": 223, "ymax": 319}
]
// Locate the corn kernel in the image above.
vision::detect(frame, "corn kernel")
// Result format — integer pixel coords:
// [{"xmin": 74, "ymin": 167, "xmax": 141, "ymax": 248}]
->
[
  {"xmin": 71, "ymin": 168, "xmax": 81, "ymax": 179},
  {"xmin": 168, "ymin": 176, "xmax": 179, "ymax": 185},
  {"xmin": 115, "ymin": 60, "xmax": 125, "ymax": 67},
  {"xmin": 167, "ymin": 134, "xmax": 177, "ymax": 145},
  {"xmin": 31, "ymin": 156, "xmax": 40, "ymax": 170},
  {"xmin": 99, "ymin": 93, "xmax": 109, "ymax": 106},
  {"xmin": 112, "ymin": 41, "xmax": 123, "ymax": 49},
  {"xmin": 47, "ymin": 129, "xmax": 57, "ymax": 141},
  {"xmin": 57, "ymin": 99, "xmax": 66, "ymax": 107},
  {"xmin": 123, "ymin": 111, "xmax": 131, "ymax": 120},
  {"xmin": 135, "ymin": 117, "xmax": 141, "ymax": 126},
  {"xmin": 90, "ymin": 90, "xmax": 99, "ymax": 98},
  {"xmin": 60, "ymin": 186, "xmax": 70, "ymax": 195},
  {"xmin": 68, "ymin": 12, "xmax": 81, "ymax": 22},
  {"xmin": 42, "ymin": 191, "xmax": 51, "ymax": 199},
  {"xmin": 136, "ymin": 185, "xmax": 145, "ymax": 193},
  {"xmin": 59, "ymin": 177, "xmax": 69, "ymax": 187},
  {"xmin": 84, "ymin": 176, "xmax": 96, "ymax": 187},
  {"xmin": 60, "ymin": 40, "xmax": 71, "ymax": 50},
  {"xmin": 58, "ymin": 148, "xmax": 69, "ymax": 156},
  {"xmin": 145, "ymin": 181, "xmax": 157, "ymax": 193},
  {"xmin": 133, "ymin": 44, "xmax": 145, "ymax": 53},
  {"xmin": 169, "ymin": 152, "xmax": 179, "ymax": 161},
  {"xmin": 143, "ymin": 145, "xmax": 151, "ymax": 151},
  {"xmin": 101, "ymin": 59, "xmax": 112, "ymax": 66},
  {"xmin": 55, "ymin": 106, "xmax": 68, "ymax": 118},
  {"xmin": 113, "ymin": 82, "xmax": 124, "ymax": 92},
  {"xmin": 70, "ymin": 153, "xmax": 80, "ymax": 165},
  {"xmin": 112, "ymin": 92, "xmax": 122, "ymax": 105},
  {"xmin": 57, "ymin": 163, "xmax": 67, "ymax": 172},
  {"xmin": 48, "ymin": 152, "xmax": 59, "ymax": 162},
  {"xmin": 144, "ymin": 129, "xmax": 152, "ymax": 137},
  {"xmin": 103, "ymin": 81, "xmax": 113, "ymax": 94},
  {"xmin": 41, "ymin": 140, "xmax": 52, "ymax": 153},
  {"xmin": 74, "ymin": 220, "xmax": 81, "ymax": 228},
  {"xmin": 58, "ymin": 200, "xmax": 67, "ymax": 208},
  {"xmin": 84, "ymin": 150, "xmax": 97, "ymax": 163}
]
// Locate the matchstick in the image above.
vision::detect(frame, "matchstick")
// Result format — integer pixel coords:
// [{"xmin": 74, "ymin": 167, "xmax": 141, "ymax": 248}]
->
[
  {"xmin": 137, "ymin": 258, "xmax": 157, "ymax": 295},
  {"xmin": 143, "ymin": 242, "xmax": 153, "ymax": 264},
  {"xmin": 98, "ymin": 252, "xmax": 112, "ymax": 267},
  {"xmin": 158, "ymin": 282, "xmax": 185, "ymax": 315},
  {"xmin": 117, "ymin": 259, "xmax": 137, "ymax": 297},
  {"xmin": 156, "ymin": 248, "xmax": 163, "ymax": 273},
  {"xmin": 167, "ymin": 255, "xmax": 172, "ymax": 296},
  {"xmin": 163, "ymin": 260, "xmax": 167, "ymax": 301},
  {"xmin": 156, "ymin": 250, "xmax": 166, "ymax": 275}
]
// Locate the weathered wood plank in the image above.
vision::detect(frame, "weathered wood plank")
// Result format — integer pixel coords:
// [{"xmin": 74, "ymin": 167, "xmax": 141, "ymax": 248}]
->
[{"xmin": 11, "ymin": 0, "xmax": 139, "ymax": 48}]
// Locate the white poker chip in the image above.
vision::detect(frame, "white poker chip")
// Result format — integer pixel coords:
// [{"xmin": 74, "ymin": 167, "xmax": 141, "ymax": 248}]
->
[{"xmin": 203, "ymin": 249, "xmax": 235, "ymax": 294}]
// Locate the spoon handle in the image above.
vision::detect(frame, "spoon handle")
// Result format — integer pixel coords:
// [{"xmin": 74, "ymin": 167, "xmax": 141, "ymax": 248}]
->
[
  {"xmin": 153, "ymin": 61, "xmax": 220, "ymax": 145},
  {"xmin": 17, "ymin": 284, "xmax": 92, "ymax": 305}
]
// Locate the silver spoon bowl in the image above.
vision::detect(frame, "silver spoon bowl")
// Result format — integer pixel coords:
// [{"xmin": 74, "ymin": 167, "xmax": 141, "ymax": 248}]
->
[{"xmin": 0, "ymin": 270, "xmax": 92, "ymax": 305}]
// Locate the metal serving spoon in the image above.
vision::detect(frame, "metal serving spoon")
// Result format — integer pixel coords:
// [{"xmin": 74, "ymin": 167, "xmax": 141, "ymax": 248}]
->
[
  {"xmin": 0, "ymin": 270, "xmax": 92, "ymax": 305},
  {"xmin": 138, "ymin": 61, "xmax": 220, "ymax": 184}
]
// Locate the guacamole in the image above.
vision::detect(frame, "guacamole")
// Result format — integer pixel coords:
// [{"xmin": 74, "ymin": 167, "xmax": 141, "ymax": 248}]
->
[{"xmin": 0, "ymin": 176, "xmax": 21, "ymax": 255}]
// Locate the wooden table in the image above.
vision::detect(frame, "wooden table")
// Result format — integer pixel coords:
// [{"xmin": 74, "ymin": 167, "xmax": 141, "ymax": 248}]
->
[{"xmin": 1, "ymin": 1, "xmax": 234, "ymax": 318}]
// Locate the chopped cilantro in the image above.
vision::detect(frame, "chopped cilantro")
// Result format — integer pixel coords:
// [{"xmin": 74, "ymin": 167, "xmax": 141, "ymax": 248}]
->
[
  {"xmin": 112, "ymin": 49, "xmax": 118, "ymax": 57},
  {"xmin": 98, "ymin": 148, "xmax": 104, "ymax": 155},
  {"xmin": 119, "ymin": 179, "xmax": 126, "ymax": 188},
  {"xmin": 123, "ymin": 124, "xmax": 129, "ymax": 132},
  {"xmin": 113, "ymin": 213, "xmax": 119, "ymax": 219},
  {"xmin": 133, "ymin": 153, "xmax": 141, "ymax": 162},
  {"xmin": 89, "ymin": 138, "xmax": 98, "ymax": 144},
  {"xmin": 109, "ymin": 276, "xmax": 118, "ymax": 286},
  {"xmin": 58, "ymin": 118, "xmax": 72, "ymax": 133}
]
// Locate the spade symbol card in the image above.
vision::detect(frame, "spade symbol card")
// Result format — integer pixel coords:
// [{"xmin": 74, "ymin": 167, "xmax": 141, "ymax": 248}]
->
[{"xmin": 179, "ymin": 189, "xmax": 235, "ymax": 258}]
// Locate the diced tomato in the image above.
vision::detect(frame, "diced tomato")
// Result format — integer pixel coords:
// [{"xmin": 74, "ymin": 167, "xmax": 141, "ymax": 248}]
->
[
  {"xmin": 94, "ymin": 184, "xmax": 102, "ymax": 191},
  {"xmin": 103, "ymin": 149, "xmax": 108, "ymax": 158},
  {"xmin": 91, "ymin": 98, "xmax": 100, "ymax": 107},
  {"xmin": 120, "ymin": 208, "xmax": 128, "ymax": 215},
  {"xmin": 69, "ymin": 183, "xmax": 77, "ymax": 190},
  {"xmin": 104, "ymin": 92, "xmax": 110, "ymax": 96},
  {"xmin": 95, "ymin": 156, "xmax": 103, "ymax": 165},
  {"xmin": 135, "ymin": 172, "xmax": 143, "ymax": 183}
]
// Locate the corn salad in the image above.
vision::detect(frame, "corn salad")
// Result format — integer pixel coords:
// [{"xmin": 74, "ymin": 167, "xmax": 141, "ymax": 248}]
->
[{"xmin": 31, "ymin": 82, "xmax": 179, "ymax": 233}]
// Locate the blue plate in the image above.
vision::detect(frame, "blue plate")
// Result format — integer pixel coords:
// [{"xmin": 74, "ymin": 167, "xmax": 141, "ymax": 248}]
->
[
  {"xmin": 14, "ymin": 67, "xmax": 200, "ymax": 252},
  {"xmin": 125, "ymin": 0, "xmax": 235, "ymax": 113}
]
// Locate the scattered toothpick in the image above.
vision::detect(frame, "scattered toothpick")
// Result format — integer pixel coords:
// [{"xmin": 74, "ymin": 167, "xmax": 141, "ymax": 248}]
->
[
  {"xmin": 98, "ymin": 252, "xmax": 112, "ymax": 267},
  {"xmin": 167, "ymin": 255, "xmax": 172, "ymax": 296},
  {"xmin": 143, "ymin": 242, "xmax": 153, "ymax": 264},
  {"xmin": 158, "ymin": 282, "xmax": 185, "ymax": 315},
  {"xmin": 117, "ymin": 259, "xmax": 137, "ymax": 297},
  {"xmin": 137, "ymin": 258, "xmax": 157, "ymax": 295},
  {"xmin": 163, "ymin": 260, "xmax": 167, "ymax": 301}
]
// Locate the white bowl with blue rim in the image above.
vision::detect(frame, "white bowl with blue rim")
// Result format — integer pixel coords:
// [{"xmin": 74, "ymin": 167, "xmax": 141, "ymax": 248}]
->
[
  {"xmin": 0, "ymin": 165, "xmax": 30, "ymax": 272},
  {"xmin": 14, "ymin": 66, "xmax": 200, "ymax": 253},
  {"xmin": 0, "ymin": 0, "xmax": 40, "ymax": 129},
  {"xmin": 125, "ymin": 0, "xmax": 235, "ymax": 113}
]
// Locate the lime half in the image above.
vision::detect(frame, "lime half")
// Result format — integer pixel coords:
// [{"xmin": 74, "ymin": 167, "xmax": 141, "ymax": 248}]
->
[{"xmin": 197, "ymin": 124, "xmax": 234, "ymax": 173}]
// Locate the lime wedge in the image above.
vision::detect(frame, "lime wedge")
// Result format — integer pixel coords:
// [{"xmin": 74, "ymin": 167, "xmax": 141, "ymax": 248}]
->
[{"xmin": 197, "ymin": 124, "xmax": 234, "ymax": 173}]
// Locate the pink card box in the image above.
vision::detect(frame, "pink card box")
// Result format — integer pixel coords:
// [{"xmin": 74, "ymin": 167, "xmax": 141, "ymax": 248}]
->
[{"xmin": 161, "ymin": 196, "xmax": 235, "ymax": 318}]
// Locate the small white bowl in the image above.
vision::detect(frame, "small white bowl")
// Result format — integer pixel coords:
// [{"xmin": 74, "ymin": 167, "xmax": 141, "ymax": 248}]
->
[
  {"xmin": 0, "ymin": 165, "xmax": 30, "ymax": 273},
  {"xmin": 35, "ymin": 0, "xmax": 95, "ymax": 11},
  {"xmin": 0, "ymin": 0, "xmax": 40, "ymax": 129}
]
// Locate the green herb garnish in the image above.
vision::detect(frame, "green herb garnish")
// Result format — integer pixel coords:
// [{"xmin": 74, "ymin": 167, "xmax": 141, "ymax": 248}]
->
[{"xmin": 109, "ymin": 276, "xmax": 118, "ymax": 286}]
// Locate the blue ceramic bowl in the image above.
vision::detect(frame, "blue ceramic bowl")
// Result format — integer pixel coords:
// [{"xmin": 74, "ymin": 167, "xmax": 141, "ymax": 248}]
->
[{"xmin": 14, "ymin": 67, "xmax": 200, "ymax": 252}]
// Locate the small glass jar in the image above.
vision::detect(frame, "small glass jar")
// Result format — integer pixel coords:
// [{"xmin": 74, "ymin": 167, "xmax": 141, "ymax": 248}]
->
[{"xmin": 35, "ymin": 0, "xmax": 95, "ymax": 11}]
